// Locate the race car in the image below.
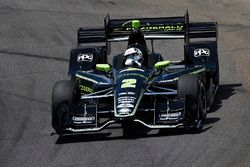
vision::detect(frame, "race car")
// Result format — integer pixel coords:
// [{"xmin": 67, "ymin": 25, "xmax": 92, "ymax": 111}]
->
[{"xmin": 51, "ymin": 11, "xmax": 219, "ymax": 136}]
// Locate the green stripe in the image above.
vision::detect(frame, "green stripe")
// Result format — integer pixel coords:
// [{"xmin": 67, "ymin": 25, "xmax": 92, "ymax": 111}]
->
[
  {"xmin": 190, "ymin": 68, "xmax": 205, "ymax": 74},
  {"xmin": 75, "ymin": 74, "xmax": 98, "ymax": 84}
]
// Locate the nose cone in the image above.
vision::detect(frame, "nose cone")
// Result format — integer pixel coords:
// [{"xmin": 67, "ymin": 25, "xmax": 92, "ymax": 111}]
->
[
  {"xmin": 116, "ymin": 94, "xmax": 139, "ymax": 116},
  {"xmin": 114, "ymin": 68, "xmax": 148, "ymax": 117}
]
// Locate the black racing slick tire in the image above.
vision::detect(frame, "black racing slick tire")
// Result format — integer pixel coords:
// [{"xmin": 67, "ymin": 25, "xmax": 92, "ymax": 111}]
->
[
  {"xmin": 178, "ymin": 74, "xmax": 207, "ymax": 132},
  {"xmin": 51, "ymin": 80, "xmax": 76, "ymax": 134}
]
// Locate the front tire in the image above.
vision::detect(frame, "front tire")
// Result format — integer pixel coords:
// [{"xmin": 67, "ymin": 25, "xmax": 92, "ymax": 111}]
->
[
  {"xmin": 52, "ymin": 80, "xmax": 77, "ymax": 134},
  {"xmin": 178, "ymin": 74, "xmax": 207, "ymax": 131}
]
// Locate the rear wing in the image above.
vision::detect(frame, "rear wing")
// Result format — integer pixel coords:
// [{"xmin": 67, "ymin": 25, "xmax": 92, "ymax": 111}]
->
[{"xmin": 77, "ymin": 11, "xmax": 217, "ymax": 45}]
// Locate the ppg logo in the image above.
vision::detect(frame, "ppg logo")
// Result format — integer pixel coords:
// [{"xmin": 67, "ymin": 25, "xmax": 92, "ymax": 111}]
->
[
  {"xmin": 77, "ymin": 53, "xmax": 93, "ymax": 62},
  {"xmin": 194, "ymin": 48, "xmax": 210, "ymax": 57}
]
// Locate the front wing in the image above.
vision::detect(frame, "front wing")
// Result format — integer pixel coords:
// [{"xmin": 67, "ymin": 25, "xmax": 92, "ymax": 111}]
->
[{"xmin": 64, "ymin": 85, "xmax": 186, "ymax": 134}]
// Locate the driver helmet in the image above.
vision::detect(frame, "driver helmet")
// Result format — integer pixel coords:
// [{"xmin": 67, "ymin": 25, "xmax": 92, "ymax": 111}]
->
[{"xmin": 124, "ymin": 47, "xmax": 143, "ymax": 67}]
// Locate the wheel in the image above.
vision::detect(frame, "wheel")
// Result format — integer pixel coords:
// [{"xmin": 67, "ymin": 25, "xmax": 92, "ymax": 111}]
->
[
  {"xmin": 52, "ymin": 102, "xmax": 69, "ymax": 135},
  {"xmin": 51, "ymin": 80, "xmax": 78, "ymax": 134},
  {"xmin": 178, "ymin": 74, "xmax": 207, "ymax": 132}
]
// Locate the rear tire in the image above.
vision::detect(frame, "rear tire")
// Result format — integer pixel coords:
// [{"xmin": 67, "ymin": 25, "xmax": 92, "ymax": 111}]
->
[{"xmin": 178, "ymin": 74, "xmax": 207, "ymax": 132}]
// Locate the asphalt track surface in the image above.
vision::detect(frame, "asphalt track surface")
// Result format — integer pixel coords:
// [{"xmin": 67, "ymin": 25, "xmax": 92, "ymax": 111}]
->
[{"xmin": 0, "ymin": 0, "xmax": 250, "ymax": 167}]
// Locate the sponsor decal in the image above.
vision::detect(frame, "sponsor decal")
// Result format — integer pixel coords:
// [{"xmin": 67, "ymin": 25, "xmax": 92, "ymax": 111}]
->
[
  {"xmin": 113, "ymin": 23, "xmax": 184, "ymax": 33},
  {"xmin": 118, "ymin": 108, "xmax": 131, "ymax": 114},
  {"xmin": 127, "ymin": 92, "xmax": 135, "ymax": 95},
  {"xmin": 117, "ymin": 103, "xmax": 134, "ymax": 108},
  {"xmin": 117, "ymin": 96, "xmax": 136, "ymax": 114},
  {"xmin": 72, "ymin": 116, "xmax": 95, "ymax": 124},
  {"xmin": 79, "ymin": 85, "xmax": 94, "ymax": 93},
  {"xmin": 140, "ymin": 25, "xmax": 184, "ymax": 31},
  {"xmin": 118, "ymin": 96, "xmax": 136, "ymax": 104},
  {"xmin": 119, "ymin": 92, "xmax": 135, "ymax": 96},
  {"xmin": 117, "ymin": 73, "xmax": 147, "ymax": 80},
  {"xmin": 159, "ymin": 112, "xmax": 182, "ymax": 121},
  {"xmin": 119, "ymin": 92, "xmax": 127, "ymax": 96},
  {"xmin": 194, "ymin": 48, "xmax": 210, "ymax": 57},
  {"xmin": 77, "ymin": 53, "xmax": 93, "ymax": 62}
]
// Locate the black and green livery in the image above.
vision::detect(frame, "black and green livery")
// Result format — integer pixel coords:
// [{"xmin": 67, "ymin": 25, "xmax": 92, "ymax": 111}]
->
[{"xmin": 52, "ymin": 11, "xmax": 219, "ymax": 136}]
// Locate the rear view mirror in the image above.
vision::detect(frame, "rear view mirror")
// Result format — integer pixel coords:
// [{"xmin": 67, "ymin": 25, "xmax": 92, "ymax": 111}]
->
[
  {"xmin": 154, "ymin": 60, "xmax": 171, "ymax": 70},
  {"xmin": 96, "ymin": 64, "xmax": 111, "ymax": 73}
]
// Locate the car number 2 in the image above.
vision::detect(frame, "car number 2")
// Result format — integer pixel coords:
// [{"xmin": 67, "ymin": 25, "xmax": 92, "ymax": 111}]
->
[{"xmin": 121, "ymin": 79, "xmax": 137, "ymax": 88}]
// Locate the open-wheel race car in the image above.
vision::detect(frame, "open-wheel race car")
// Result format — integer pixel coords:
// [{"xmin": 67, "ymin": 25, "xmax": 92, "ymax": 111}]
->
[{"xmin": 51, "ymin": 11, "xmax": 219, "ymax": 136}]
